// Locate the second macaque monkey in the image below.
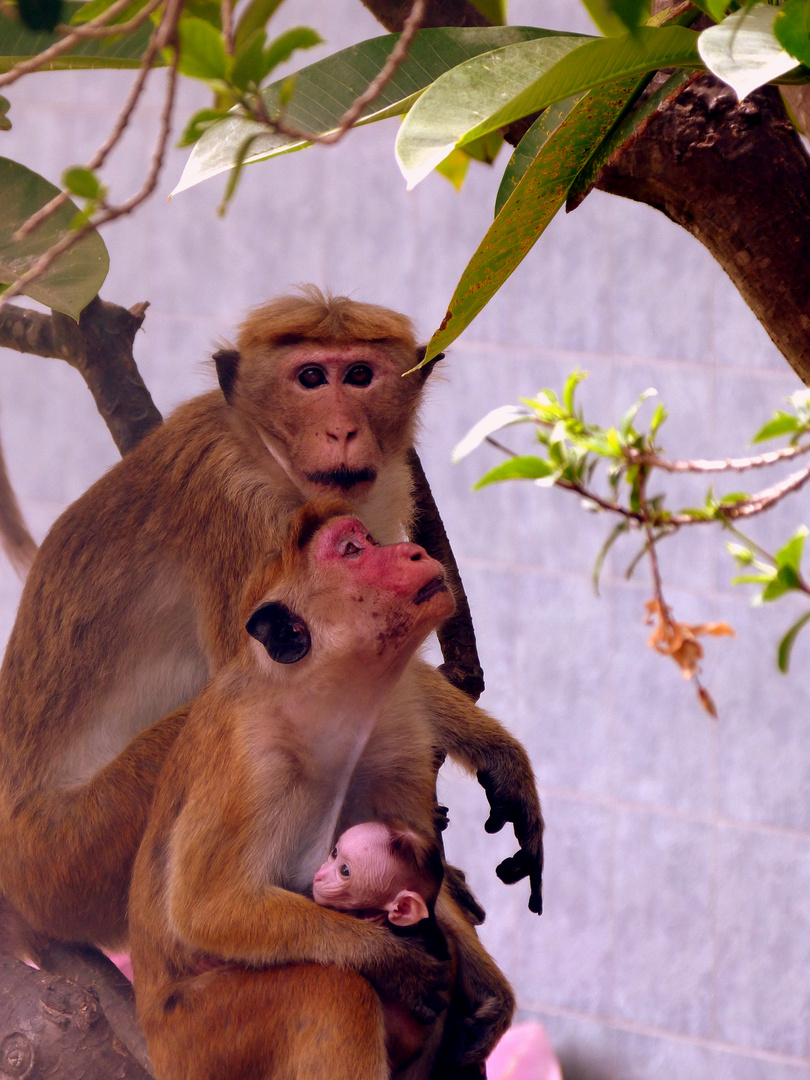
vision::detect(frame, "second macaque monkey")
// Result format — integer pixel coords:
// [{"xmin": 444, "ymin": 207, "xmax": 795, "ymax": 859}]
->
[
  {"xmin": 313, "ymin": 821, "xmax": 450, "ymax": 1075},
  {"xmin": 130, "ymin": 501, "xmax": 512, "ymax": 1080}
]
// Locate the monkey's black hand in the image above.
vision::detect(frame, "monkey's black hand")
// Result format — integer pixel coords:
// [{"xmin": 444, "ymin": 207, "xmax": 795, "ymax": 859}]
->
[
  {"xmin": 477, "ymin": 767, "xmax": 544, "ymax": 915},
  {"xmin": 496, "ymin": 850, "xmax": 543, "ymax": 915},
  {"xmin": 373, "ymin": 943, "xmax": 450, "ymax": 1024}
]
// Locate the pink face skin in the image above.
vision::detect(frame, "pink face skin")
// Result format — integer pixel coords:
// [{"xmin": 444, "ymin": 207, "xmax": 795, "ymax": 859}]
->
[
  {"xmin": 312, "ymin": 517, "xmax": 455, "ymax": 646},
  {"xmin": 312, "ymin": 823, "xmax": 429, "ymax": 928}
]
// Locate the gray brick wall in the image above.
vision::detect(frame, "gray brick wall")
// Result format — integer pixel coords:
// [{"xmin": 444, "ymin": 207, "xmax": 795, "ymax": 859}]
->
[{"xmin": 1, "ymin": 1, "xmax": 809, "ymax": 1075}]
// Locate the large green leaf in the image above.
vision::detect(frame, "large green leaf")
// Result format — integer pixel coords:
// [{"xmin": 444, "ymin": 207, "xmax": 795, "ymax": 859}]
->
[
  {"xmin": 170, "ymin": 25, "xmax": 557, "ymax": 196},
  {"xmin": 698, "ymin": 4, "xmax": 801, "ymax": 100},
  {"xmin": 0, "ymin": 157, "xmax": 109, "ymax": 318},
  {"xmin": 0, "ymin": 1, "xmax": 157, "ymax": 72},
  {"xmin": 396, "ymin": 35, "xmax": 592, "ymax": 189},
  {"xmin": 398, "ymin": 25, "xmax": 700, "ymax": 188},
  {"xmin": 422, "ymin": 75, "xmax": 643, "ymax": 362}
]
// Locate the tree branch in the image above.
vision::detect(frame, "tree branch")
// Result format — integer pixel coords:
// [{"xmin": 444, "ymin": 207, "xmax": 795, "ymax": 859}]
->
[
  {"xmin": 596, "ymin": 74, "xmax": 810, "ymax": 387},
  {"xmin": 407, "ymin": 448, "xmax": 485, "ymax": 701},
  {"xmin": 0, "ymin": 298, "xmax": 163, "ymax": 455},
  {"xmin": 0, "ymin": 947, "xmax": 152, "ymax": 1080}
]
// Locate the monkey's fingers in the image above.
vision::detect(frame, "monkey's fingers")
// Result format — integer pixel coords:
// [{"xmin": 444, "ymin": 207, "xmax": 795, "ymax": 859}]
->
[{"xmin": 495, "ymin": 850, "xmax": 544, "ymax": 915}]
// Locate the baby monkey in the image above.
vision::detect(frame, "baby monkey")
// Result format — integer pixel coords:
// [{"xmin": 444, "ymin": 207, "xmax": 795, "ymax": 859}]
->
[{"xmin": 314, "ymin": 821, "xmax": 448, "ymax": 1075}]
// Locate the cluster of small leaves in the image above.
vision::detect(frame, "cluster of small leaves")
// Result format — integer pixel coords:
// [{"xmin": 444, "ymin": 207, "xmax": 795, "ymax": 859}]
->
[
  {"xmin": 455, "ymin": 374, "xmax": 810, "ymax": 700},
  {"xmin": 171, "ymin": 15, "xmax": 323, "ymax": 147}
]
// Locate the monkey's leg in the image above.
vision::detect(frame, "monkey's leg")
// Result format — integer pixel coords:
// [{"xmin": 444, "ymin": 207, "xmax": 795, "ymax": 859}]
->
[
  {"xmin": 142, "ymin": 964, "xmax": 389, "ymax": 1080},
  {"xmin": 0, "ymin": 708, "xmax": 188, "ymax": 947}
]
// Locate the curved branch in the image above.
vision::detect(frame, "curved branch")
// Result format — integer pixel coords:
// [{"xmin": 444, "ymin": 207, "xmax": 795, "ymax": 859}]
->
[
  {"xmin": 0, "ymin": 298, "xmax": 163, "ymax": 454},
  {"xmin": 596, "ymin": 74, "xmax": 810, "ymax": 386},
  {"xmin": 408, "ymin": 448, "xmax": 485, "ymax": 701}
]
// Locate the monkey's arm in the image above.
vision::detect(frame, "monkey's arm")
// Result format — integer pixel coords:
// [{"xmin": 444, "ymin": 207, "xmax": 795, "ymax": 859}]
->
[
  {"xmin": 411, "ymin": 660, "xmax": 544, "ymax": 915},
  {"xmin": 162, "ymin": 800, "xmax": 448, "ymax": 1020}
]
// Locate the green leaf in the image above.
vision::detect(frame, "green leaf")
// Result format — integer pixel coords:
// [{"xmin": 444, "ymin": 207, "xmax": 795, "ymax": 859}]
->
[
  {"xmin": 262, "ymin": 26, "xmax": 323, "ymax": 76},
  {"xmin": 61, "ymin": 165, "xmax": 103, "ymax": 199},
  {"xmin": 396, "ymin": 34, "xmax": 593, "ymax": 188},
  {"xmin": 777, "ymin": 610, "xmax": 810, "ymax": 672},
  {"xmin": 178, "ymin": 106, "xmax": 233, "ymax": 147},
  {"xmin": 70, "ymin": 0, "xmax": 146, "ymax": 26},
  {"xmin": 566, "ymin": 66, "xmax": 690, "ymax": 211},
  {"xmin": 18, "ymin": 0, "xmax": 62, "ymax": 32},
  {"xmin": 697, "ymin": 5, "xmax": 800, "ymax": 102},
  {"xmin": 398, "ymin": 25, "xmax": 699, "ymax": 188},
  {"xmin": 775, "ymin": 525, "xmax": 808, "ymax": 573},
  {"xmin": 775, "ymin": 0, "xmax": 810, "ymax": 66},
  {"xmin": 610, "ymin": 0, "xmax": 651, "ymax": 33},
  {"xmin": 172, "ymin": 25, "xmax": 553, "ymax": 196},
  {"xmin": 562, "ymin": 368, "xmax": 588, "ymax": 415},
  {"xmin": 463, "ymin": 130, "xmax": 503, "ymax": 164},
  {"xmin": 173, "ymin": 16, "xmax": 228, "ymax": 81},
  {"xmin": 0, "ymin": 0, "xmax": 158, "ymax": 71},
  {"xmin": 0, "ymin": 156, "xmax": 108, "ymax": 318},
  {"xmin": 593, "ymin": 519, "xmax": 629, "ymax": 595},
  {"xmin": 495, "ymin": 94, "xmax": 586, "ymax": 217},
  {"xmin": 0, "ymin": 94, "xmax": 10, "ymax": 131},
  {"xmin": 473, "ymin": 455, "xmax": 559, "ymax": 489},
  {"xmin": 459, "ymin": 25, "xmax": 700, "ymax": 144},
  {"xmin": 581, "ymin": 0, "xmax": 630, "ymax": 37},
  {"xmin": 751, "ymin": 410, "xmax": 803, "ymax": 442},
  {"xmin": 422, "ymin": 75, "xmax": 643, "ymax": 361},
  {"xmin": 233, "ymin": 0, "xmax": 284, "ymax": 52},
  {"xmin": 470, "ymin": 0, "xmax": 506, "ymax": 24},
  {"xmin": 229, "ymin": 28, "xmax": 267, "ymax": 93},
  {"xmin": 434, "ymin": 148, "xmax": 471, "ymax": 190},
  {"xmin": 452, "ymin": 404, "xmax": 534, "ymax": 462}
]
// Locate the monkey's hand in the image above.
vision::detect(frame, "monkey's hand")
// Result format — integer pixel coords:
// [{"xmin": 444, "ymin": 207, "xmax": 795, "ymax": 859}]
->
[
  {"xmin": 476, "ymin": 767, "xmax": 544, "ymax": 915},
  {"xmin": 366, "ymin": 938, "xmax": 450, "ymax": 1024}
]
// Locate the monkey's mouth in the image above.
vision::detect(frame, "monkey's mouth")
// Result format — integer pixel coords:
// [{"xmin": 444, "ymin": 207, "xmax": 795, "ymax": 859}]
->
[
  {"xmin": 306, "ymin": 466, "xmax": 377, "ymax": 491},
  {"xmin": 413, "ymin": 578, "xmax": 449, "ymax": 605}
]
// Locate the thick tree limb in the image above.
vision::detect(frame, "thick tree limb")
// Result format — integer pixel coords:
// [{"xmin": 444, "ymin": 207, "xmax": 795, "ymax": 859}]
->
[
  {"xmin": 596, "ymin": 74, "xmax": 810, "ymax": 387},
  {"xmin": 0, "ymin": 949, "xmax": 152, "ymax": 1080},
  {"xmin": 0, "ymin": 297, "xmax": 163, "ymax": 454},
  {"xmin": 358, "ymin": 0, "xmax": 488, "ymax": 31}
]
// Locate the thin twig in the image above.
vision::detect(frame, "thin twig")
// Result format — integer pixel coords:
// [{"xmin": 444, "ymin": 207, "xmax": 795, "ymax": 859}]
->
[
  {"xmin": 627, "ymin": 439, "xmax": 810, "ymax": 473},
  {"xmin": 16, "ymin": 1, "xmax": 164, "ymax": 241},
  {"xmin": 221, "ymin": 0, "xmax": 234, "ymax": 54},
  {"xmin": 0, "ymin": 24, "xmax": 180, "ymax": 310},
  {"xmin": 57, "ymin": 0, "xmax": 162, "ymax": 39},
  {"xmin": 266, "ymin": 0, "xmax": 427, "ymax": 145},
  {"xmin": 0, "ymin": 0, "xmax": 150, "ymax": 88}
]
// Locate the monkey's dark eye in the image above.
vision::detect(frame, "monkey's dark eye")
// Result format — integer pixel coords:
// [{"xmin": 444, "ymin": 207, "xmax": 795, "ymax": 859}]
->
[
  {"xmin": 344, "ymin": 364, "xmax": 373, "ymax": 388},
  {"xmin": 298, "ymin": 366, "xmax": 327, "ymax": 388},
  {"xmin": 331, "ymin": 847, "xmax": 338, "ymax": 860},
  {"xmin": 339, "ymin": 864, "xmax": 350, "ymax": 878},
  {"xmin": 341, "ymin": 540, "xmax": 362, "ymax": 558}
]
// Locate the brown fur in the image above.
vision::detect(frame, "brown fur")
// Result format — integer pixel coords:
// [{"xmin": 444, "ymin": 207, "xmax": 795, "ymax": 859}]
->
[
  {"xmin": 0, "ymin": 289, "xmax": 535, "ymax": 1067},
  {"xmin": 131, "ymin": 506, "xmax": 457, "ymax": 1079}
]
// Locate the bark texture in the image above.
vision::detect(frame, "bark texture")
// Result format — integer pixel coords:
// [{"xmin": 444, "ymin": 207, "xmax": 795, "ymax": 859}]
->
[
  {"xmin": 0, "ymin": 297, "xmax": 163, "ymax": 454},
  {"xmin": 0, "ymin": 949, "xmax": 152, "ymax": 1080},
  {"xmin": 596, "ymin": 74, "xmax": 810, "ymax": 386}
]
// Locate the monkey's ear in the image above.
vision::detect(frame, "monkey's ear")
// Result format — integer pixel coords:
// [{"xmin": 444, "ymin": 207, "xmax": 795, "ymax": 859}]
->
[
  {"xmin": 213, "ymin": 348, "xmax": 241, "ymax": 403},
  {"xmin": 415, "ymin": 346, "xmax": 444, "ymax": 381},
  {"xmin": 386, "ymin": 890, "xmax": 429, "ymax": 927},
  {"xmin": 246, "ymin": 602, "xmax": 311, "ymax": 664}
]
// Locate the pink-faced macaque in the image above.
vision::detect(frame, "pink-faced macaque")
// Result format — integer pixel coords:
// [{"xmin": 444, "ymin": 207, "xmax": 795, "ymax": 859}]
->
[{"xmin": 129, "ymin": 502, "xmax": 513, "ymax": 1080}]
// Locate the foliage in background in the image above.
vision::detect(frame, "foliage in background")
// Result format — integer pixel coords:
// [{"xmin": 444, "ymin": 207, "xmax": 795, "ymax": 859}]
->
[{"xmin": 453, "ymin": 373, "xmax": 810, "ymax": 710}]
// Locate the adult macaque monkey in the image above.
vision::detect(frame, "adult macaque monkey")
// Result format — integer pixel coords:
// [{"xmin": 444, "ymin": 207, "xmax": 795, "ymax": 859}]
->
[
  {"xmin": 130, "ymin": 504, "xmax": 508, "ymax": 1080},
  {"xmin": 0, "ymin": 290, "xmax": 541, "ymax": 1061}
]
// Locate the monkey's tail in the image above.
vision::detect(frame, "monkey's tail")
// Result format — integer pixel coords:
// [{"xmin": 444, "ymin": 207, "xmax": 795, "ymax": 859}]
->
[{"xmin": 0, "ymin": 434, "xmax": 36, "ymax": 578}]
